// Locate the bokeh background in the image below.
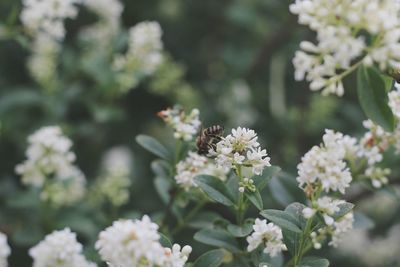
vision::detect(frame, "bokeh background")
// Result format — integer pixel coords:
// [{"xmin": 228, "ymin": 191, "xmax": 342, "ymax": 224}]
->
[{"xmin": 0, "ymin": 0, "xmax": 399, "ymax": 266}]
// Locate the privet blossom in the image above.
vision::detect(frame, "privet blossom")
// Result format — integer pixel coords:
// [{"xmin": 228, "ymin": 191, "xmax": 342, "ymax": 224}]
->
[
  {"xmin": 81, "ymin": 0, "xmax": 123, "ymax": 46},
  {"xmin": 158, "ymin": 107, "xmax": 201, "ymax": 141},
  {"xmin": 29, "ymin": 228, "xmax": 96, "ymax": 267},
  {"xmin": 91, "ymin": 147, "xmax": 133, "ymax": 207},
  {"xmin": 27, "ymin": 34, "xmax": 60, "ymax": 88},
  {"xmin": 297, "ymin": 130, "xmax": 355, "ymax": 248},
  {"xmin": 15, "ymin": 126, "xmax": 86, "ymax": 206},
  {"xmin": 290, "ymin": 0, "xmax": 400, "ymax": 95},
  {"xmin": 0, "ymin": 232, "xmax": 10, "ymax": 267},
  {"xmin": 20, "ymin": 0, "xmax": 81, "ymax": 40},
  {"xmin": 113, "ymin": 21, "xmax": 164, "ymax": 91},
  {"xmin": 297, "ymin": 129, "xmax": 352, "ymax": 194},
  {"xmin": 175, "ymin": 151, "xmax": 229, "ymax": 190},
  {"xmin": 95, "ymin": 215, "xmax": 191, "ymax": 267},
  {"xmin": 303, "ymin": 196, "xmax": 345, "ymax": 225},
  {"xmin": 212, "ymin": 127, "xmax": 271, "ymax": 177},
  {"xmin": 246, "ymin": 218, "xmax": 287, "ymax": 257},
  {"xmin": 310, "ymin": 212, "xmax": 354, "ymax": 249}
]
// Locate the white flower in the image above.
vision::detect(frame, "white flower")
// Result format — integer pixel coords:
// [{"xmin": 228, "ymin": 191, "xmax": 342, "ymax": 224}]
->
[
  {"xmin": 158, "ymin": 107, "xmax": 201, "ymax": 141},
  {"xmin": 175, "ymin": 151, "xmax": 229, "ymax": 190},
  {"xmin": 389, "ymin": 84, "xmax": 400, "ymax": 118},
  {"xmin": 246, "ymin": 218, "xmax": 287, "ymax": 257},
  {"xmin": 297, "ymin": 129, "xmax": 352, "ymax": 194},
  {"xmin": 164, "ymin": 244, "xmax": 192, "ymax": 267},
  {"xmin": 291, "ymin": 0, "xmax": 400, "ymax": 96},
  {"xmin": 302, "ymin": 207, "xmax": 316, "ymax": 219},
  {"xmin": 365, "ymin": 167, "xmax": 390, "ymax": 188},
  {"xmin": 0, "ymin": 232, "xmax": 10, "ymax": 267},
  {"xmin": 29, "ymin": 228, "xmax": 96, "ymax": 267},
  {"xmin": 113, "ymin": 21, "xmax": 164, "ymax": 91},
  {"xmin": 91, "ymin": 147, "xmax": 133, "ymax": 206},
  {"xmin": 303, "ymin": 196, "xmax": 345, "ymax": 226},
  {"xmin": 27, "ymin": 34, "xmax": 60, "ymax": 87},
  {"xmin": 15, "ymin": 126, "xmax": 86, "ymax": 206},
  {"xmin": 329, "ymin": 212, "xmax": 354, "ymax": 247},
  {"xmin": 315, "ymin": 196, "xmax": 345, "ymax": 225},
  {"xmin": 214, "ymin": 127, "xmax": 271, "ymax": 176},
  {"xmin": 21, "ymin": 0, "xmax": 81, "ymax": 40},
  {"xmin": 84, "ymin": 0, "xmax": 122, "ymax": 24},
  {"xmin": 96, "ymin": 215, "xmax": 191, "ymax": 267},
  {"xmin": 81, "ymin": 0, "xmax": 123, "ymax": 46}
]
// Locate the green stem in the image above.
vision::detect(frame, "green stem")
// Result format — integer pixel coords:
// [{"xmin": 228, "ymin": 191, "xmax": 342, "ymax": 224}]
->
[
  {"xmin": 235, "ymin": 165, "xmax": 245, "ymax": 225},
  {"xmin": 171, "ymin": 199, "xmax": 207, "ymax": 236},
  {"xmin": 295, "ymin": 217, "xmax": 314, "ymax": 265},
  {"xmin": 174, "ymin": 140, "xmax": 182, "ymax": 165},
  {"xmin": 284, "ymin": 243, "xmax": 312, "ymax": 267}
]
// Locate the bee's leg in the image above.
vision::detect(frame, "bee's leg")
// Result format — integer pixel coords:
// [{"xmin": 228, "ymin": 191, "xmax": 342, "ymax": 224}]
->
[
  {"xmin": 208, "ymin": 134, "xmax": 223, "ymax": 141},
  {"xmin": 207, "ymin": 143, "xmax": 216, "ymax": 152}
]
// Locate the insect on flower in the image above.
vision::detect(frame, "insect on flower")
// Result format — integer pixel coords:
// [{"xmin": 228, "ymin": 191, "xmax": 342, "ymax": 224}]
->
[{"xmin": 196, "ymin": 125, "xmax": 224, "ymax": 155}]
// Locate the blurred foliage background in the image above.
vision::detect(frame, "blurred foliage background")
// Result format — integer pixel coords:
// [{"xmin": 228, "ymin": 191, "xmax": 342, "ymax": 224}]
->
[{"xmin": 0, "ymin": 0, "xmax": 399, "ymax": 266}]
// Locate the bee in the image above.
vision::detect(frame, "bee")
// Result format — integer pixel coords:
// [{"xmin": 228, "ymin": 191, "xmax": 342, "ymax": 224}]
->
[{"xmin": 196, "ymin": 125, "xmax": 224, "ymax": 155}]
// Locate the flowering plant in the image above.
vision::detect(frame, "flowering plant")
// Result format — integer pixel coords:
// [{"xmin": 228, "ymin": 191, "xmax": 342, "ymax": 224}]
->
[{"xmin": 0, "ymin": 0, "xmax": 400, "ymax": 266}]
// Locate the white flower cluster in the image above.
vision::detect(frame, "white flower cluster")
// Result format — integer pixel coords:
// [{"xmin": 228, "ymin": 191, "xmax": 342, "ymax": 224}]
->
[
  {"xmin": 27, "ymin": 34, "xmax": 60, "ymax": 88},
  {"xmin": 20, "ymin": 0, "xmax": 81, "ymax": 87},
  {"xmin": 297, "ymin": 130, "xmax": 355, "ymax": 249},
  {"xmin": 20, "ymin": 0, "xmax": 81, "ymax": 40},
  {"xmin": 290, "ymin": 0, "xmax": 400, "ymax": 96},
  {"xmin": 246, "ymin": 218, "xmax": 287, "ymax": 257},
  {"xmin": 96, "ymin": 215, "xmax": 192, "ymax": 267},
  {"xmin": 175, "ymin": 151, "xmax": 229, "ymax": 190},
  {"xmin": 158, "ymin": 107, "xmax": 201, "ymax": 141},
  {"xmin": 0, "ymin": 232, "xmax": 10, "ymax": 267},
  {"xmin": 15, "ymin": 126, "xmax": 86, "ymax": 206},
  {"xmin": 113, "ymin": 21, "xmax": 164, "ymax": 91},
  {"xmin": 91, "ymin": 147, "xmax": 132, "ymax": 207},
  {"xmin": 310, "ymin": 212, "xmax": 354, "ymax": 249},
  {"xmin": 29, "ymin": 228, "xmax": 96, "ymax": 267},
  {"xmin": 297, "ymin": 129, "xmax": 352, "ymax": 194},
  {"xmin": 303, "ymin": 196, "xmax": 345, "ymax": 225},
  {"xmin": 212, "ymin": 127, "xmax": 271, "ymax": 176},
  {"xmin": 82, "ymin": 0, "xmax": 123, "ymax": 46}
]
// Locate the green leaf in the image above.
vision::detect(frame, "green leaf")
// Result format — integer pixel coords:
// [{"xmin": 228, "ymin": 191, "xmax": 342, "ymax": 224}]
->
[
  {"xmin": 269, "ymin": 176, "xmax": 295, "ymax": 206},
  {"xmin": 188, "ymin": 212, "xmax": 223, "ymax": 229},
  {"xmin": 226, "ymin": 175, "xmax": 240, "ymax": 203},
  {"xmin": 382, "ymin": 75, "xmax": 394, "ymax": 92},
  {"xmin": 151, "ymin": 159, "xmax": 171, "ymax": 177},
  {"xmin": 136, "ymin": 135, "xmax": 172, "ymax": 160},
  {"xmin": 195, "ymin": 175, "xmax": 235, "ymax": 206},
  {"xmin": 253, "ymin": 166, "xmax": 281, "ymax": 190},
  {"xmin": 194, "ymin": 229, "xmax": 240, "ymax": 252},
  {"xmin": 159, "ymin": 233, "xmax": 172, "ymax": 248},
  {"xmin": 332, "ymin": 202, "xmax": 354, "ymax": 219},
  {"xmin": 260, "ymin": 210, "xmax": 302, "ymax": 233},
  {"xmin": 227, "ymin": 222, "xmax": 253, "ymax": 237},
  {"xmin": 192, "ymin": 249, "xmax": 225, "ymax": 267},
  {"xmin": 245, "ymin": 189, "xmax": 263, "ymax": 210},
  {"xmin": 297, "ymin": 257, "xmax": 329, "ymax": 267},
  {"xmin": 285, "ymin": 202, "xmax": 307, "ymax": 228},
  {"xmin": 154, "ymin": 176, "xmax": 171, "ymax": 204},
  {"xmin": 357, "ymin": 66, "xmax": 395, "ymax": 131},
  {"xmin": 282, "ymin": 228, "xmax": 301, "ymax": 256}
]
